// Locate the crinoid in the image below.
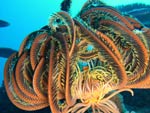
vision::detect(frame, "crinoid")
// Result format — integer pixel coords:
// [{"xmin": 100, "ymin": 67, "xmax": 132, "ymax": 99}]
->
[
  {"xmin": 69, "ymin": 69, "xmax": 134, "ymax": 113},
  {"xmin": 4, "ymin": 0, "xmax": 150, "ymax": 113}
]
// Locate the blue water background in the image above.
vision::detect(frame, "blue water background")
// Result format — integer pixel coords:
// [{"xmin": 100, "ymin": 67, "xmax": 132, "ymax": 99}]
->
[{"xmin": 0, "ymin": 0, "xmax": 150, "ymax": 86}]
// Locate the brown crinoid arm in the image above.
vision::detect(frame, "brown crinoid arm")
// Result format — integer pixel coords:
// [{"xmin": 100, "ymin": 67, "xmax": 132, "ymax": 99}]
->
[
  {"xmin": 99, "ymin": 20, "xmax": 149, "ymax": 85},
  {"xmin": 33, "ymin": 57, "xmax": 48, "ymax": 100},
  {"xmin": 80, "ymin": 7, "xmax": 134, "ymax": 30},
  {"xmin": 57, "ymin": 11, "xmax": 76, "ymax": 57},
  {"xmin": 78, "ymin": 0, "xmax": 149, "ymax": 89},
  {"xmin": 48, "ymin": 40, "xmax": 60, "ymax": 113},
  {"xmin": 32, "ymin": 37, "xmax": 52, "ymax": 100},
  {"xmin": 15, "ymin": 51, "xmax": 40, "ymax": 99},
  {"xmin": 124, "ymin": 15, "xmax": 144, "ymax": 29},
  {"xmin": 49, "ymin": 11, "xmax": 76, "ymax": 57},
  {"xmin": 74, "ymin": 18, "xmax": 127, "ymax": 88},
  {"xmin": 4, "ymin": 53, "xmax": 48, "ymax": 111},
  {"xmin": 48, "ymin": 11, "xmax": 77, "ymax": 112},
  {"xmin": 125, "ymin": 27, "xmax": 150, "ymax": 89},
  {"xmin": 48, "ymin": 33, "xmax": 73, "ymax": 113},
  {"xmin": 12, "ymin": 53, "xmax": 48, "ymax": 105},
  {"xmin": 30, "ymin": 32, "xmax": 49, "ymax": 70}
]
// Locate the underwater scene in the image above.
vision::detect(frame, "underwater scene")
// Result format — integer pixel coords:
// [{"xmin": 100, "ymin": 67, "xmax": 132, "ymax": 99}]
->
[{"xmin": 0, "ymin": 0, "xmax": 150, "ymax": 113}]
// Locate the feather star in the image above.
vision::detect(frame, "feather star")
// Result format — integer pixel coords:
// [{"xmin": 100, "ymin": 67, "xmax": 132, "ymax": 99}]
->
[{"xmin": 4, "ymin": 0, "xmax": 150, "ymax": 113}]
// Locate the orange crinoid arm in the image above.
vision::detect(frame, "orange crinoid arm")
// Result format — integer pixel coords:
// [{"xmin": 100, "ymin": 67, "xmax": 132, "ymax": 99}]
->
[{"xmin": 4, "ymin": 0, "xmax": 150, "ymax": 113}]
